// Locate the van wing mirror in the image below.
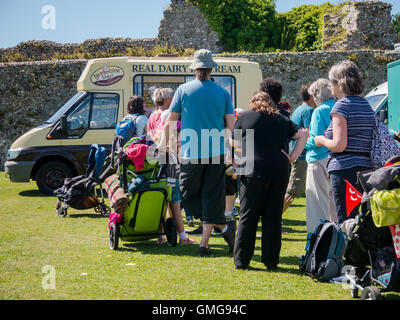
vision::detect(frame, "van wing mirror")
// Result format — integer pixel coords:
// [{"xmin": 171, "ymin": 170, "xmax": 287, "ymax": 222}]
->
[
  {"xmin": 379, "ymin": 109, "xmax": 388, "ymax": 124},
  {"xmin": 58, "ymin": 115, "xmax": 68, "ymax": 133}
]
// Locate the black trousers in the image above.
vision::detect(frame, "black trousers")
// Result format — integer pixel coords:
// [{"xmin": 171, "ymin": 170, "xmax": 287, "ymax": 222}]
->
[
  {"xmin": 234, "ymin": 176, "xmax": 288, "ymax": 268},
  {"xmin": 180, "ymin": 156, "xmax": 226, "ymax": 225}
]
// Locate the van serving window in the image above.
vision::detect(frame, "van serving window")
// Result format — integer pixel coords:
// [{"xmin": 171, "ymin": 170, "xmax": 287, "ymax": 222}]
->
[{"xmin": 133, "ymin": 75, "xmax": 236, "ymax": 114}]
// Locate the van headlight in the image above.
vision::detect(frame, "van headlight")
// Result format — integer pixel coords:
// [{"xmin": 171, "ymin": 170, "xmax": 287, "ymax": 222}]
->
[{"xmin": 7, "ymin": 148, "xmax": 22, "ymax": 160}]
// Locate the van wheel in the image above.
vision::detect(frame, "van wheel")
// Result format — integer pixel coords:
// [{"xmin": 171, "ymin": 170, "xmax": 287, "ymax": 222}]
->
[{"xmin": 36, "ymin": 161, "xmax": 73, "ymax": 195}]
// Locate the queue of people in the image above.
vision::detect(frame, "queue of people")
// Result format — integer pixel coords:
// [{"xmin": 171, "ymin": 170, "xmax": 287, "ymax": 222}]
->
[{"xmin": 121, "ymin": 49, "xmax": 375, "ymax": 271}]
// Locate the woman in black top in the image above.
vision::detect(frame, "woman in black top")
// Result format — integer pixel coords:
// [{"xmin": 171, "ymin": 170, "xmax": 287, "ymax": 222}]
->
[{"xmin": 233, "ymin": 92, "xmax": 307, "ymax": 270}]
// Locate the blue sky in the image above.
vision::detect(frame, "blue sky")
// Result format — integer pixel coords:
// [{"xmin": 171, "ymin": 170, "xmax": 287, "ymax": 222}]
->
[{"xmin": 0, "ymin": 0, "xmax": 399, "ymax": 48}]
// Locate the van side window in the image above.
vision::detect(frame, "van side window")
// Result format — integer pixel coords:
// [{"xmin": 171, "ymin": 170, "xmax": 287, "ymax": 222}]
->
[
  {"xmin": 67, "ymin": 92, "xmax": 119, "ymax": 137},
  {"xmin": 67, "ymin": 95, "xmax": 90, "ymax": 137},
  {"xmin": 90, "ymin": 93, "xmax": 119, "ymax": 129}
]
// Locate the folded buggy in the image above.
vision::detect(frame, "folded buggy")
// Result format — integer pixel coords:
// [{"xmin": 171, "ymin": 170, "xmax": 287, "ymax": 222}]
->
[
  {"xmin": 342, "ymin": 159, "xmax": 400, "ymax": 300},
  {"xmin": 54, "ymin": 144, "xmax": 112, "ymax": 217},
  {"xmin": 107, "ymin": 136, "xmax": 177, "ymax": 250}
]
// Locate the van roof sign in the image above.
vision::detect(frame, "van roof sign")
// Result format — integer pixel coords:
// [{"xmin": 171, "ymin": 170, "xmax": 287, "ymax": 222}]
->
[{"xmin": 132, "ymin": 64, "xmax": 241, "ymax": 74}]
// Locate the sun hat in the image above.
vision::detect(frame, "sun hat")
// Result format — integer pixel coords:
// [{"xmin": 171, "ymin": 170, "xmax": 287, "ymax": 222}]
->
[{"xmin": 189, "ymin": 49, "xmax": 219, "ymax": 70}]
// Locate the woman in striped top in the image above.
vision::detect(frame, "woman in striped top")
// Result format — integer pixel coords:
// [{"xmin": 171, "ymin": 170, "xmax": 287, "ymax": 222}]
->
[{"xmin": 314, "ymin": 60, "xmax": 375, "ymax": 224}]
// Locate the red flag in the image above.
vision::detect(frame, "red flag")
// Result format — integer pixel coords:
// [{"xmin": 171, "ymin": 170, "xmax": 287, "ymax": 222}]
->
[{"xmin": 345, "ymin": 180, "xmax": 363, "ymax": 217}]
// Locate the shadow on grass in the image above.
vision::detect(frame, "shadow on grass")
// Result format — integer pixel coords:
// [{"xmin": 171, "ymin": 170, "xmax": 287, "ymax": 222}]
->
[
  {"xmin": 68, "ymin": 213, "xmax": 106, "ymax": 219},
  {"xmin": 289, "ymin": 204, "xmax": 305, "ymax": 208},
  {"xmin": 19, "ymin": 189, "xmax": 53, "ymax": 197},
  {"xmin": 282, "ymin": 218, "xmax": 306, "ymax": 227},
  {"xmin": 382, "ymin": 293, "xmax": 400, "ymax": 300},
  {"xmin": 119, "ymin": 241, "xmax": 230, "ymax": 258},
  {"xmin": 237, "ymin": 255, "xmax": 302, "ymax": 275}
]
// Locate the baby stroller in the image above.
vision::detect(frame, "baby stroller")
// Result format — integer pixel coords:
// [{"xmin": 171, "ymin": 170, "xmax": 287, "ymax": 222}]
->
[
  {"xmin": 343, "ymin": 159, "xmax": 400, "ymax": 300},
  {"xmin": 54, "ymin": 144, "xmax": 112, "ymax": 217},
  {"xmin": 107, "ymin": 136, "xmax": 177, "ymax": 250}
]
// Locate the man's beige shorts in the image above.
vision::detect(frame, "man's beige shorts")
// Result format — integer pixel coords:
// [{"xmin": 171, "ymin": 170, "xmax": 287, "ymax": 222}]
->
[{"xmin": 286, "ymin": 159, "xmax": 308, "ymax": 197}]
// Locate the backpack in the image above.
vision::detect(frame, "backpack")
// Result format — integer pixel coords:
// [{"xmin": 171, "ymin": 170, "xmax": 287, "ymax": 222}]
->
[
  {"xmin": 371, "ymin": 114, "xmax": 400, "ymax": 170},
  {"xmin": 299, "ymin": 220, "xmax": 347, "ymax": 282},
  {"xmin": 115, "ymin": 115, "xmax": 138, "ymax": 142}
]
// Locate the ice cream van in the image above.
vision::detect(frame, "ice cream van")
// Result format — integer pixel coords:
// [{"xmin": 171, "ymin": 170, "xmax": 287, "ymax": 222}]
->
[{"xmin": 5, "ymin": 55, "xmax": 263, "ymax": 194}]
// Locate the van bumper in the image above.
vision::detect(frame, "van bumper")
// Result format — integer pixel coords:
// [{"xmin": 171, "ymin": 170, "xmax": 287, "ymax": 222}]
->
[{"xmin": 4, "ymin": 160, "xmax": 35, "ymax": 182}]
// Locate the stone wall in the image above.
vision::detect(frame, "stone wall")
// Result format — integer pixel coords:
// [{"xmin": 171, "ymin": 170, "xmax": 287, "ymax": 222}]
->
[
  {"xmin": 0, "ymin": 38, "xmax": 158, "ymax": 62},
  {"xmin": 323, "ymin": 1, "xmax": 398, "ymax": 50},
  {"xmin": 1, "ymin": 50, "xmax": 400, "ymax": 168},
  {"xmin": 0, "ymin": 60, "xmax": 87, "ymax": 167},
  {"xmin": 158, "ymin": 0, "xmax": 221, "ymax": 52}
]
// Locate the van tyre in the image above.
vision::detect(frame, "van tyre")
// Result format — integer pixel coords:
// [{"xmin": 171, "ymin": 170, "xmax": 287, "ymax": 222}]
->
[{"xmin": 36, "ymin": 161, "xmax": 73, "ymax": 195}]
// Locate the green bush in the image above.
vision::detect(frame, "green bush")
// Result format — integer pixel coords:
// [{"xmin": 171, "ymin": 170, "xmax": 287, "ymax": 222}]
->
[
  {"xmin": 187, "ymin": 0, "xmax": 279, "ymax": 52},
  {"xmin": 277, "ymin": 3, "xmax": 336, "ymax": 52}
]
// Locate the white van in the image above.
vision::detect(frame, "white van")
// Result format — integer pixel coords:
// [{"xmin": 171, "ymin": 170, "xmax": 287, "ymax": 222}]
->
[
  {"xmin": 5, "ymin": 56, "xmax": 263, "ymax": 194},
  {"xmin": 364, "ymin": 81, "xmax": 388, "ymax": 124}
]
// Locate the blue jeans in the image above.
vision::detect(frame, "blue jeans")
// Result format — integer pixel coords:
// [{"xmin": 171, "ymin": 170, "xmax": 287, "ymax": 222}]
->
[{"xmin": 329, "ymin": 166, "xmax": 371, "ymax": 224}]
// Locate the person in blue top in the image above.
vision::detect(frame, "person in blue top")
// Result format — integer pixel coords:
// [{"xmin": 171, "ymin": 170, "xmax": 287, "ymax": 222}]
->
[
  {"xmin": 315, "ymin": 61, "xmax": 375, "ymax": 224},
  {"xmin": 282, "ymin": 83, "xmax": 316, "ymax": 214},
  {"xmin": 161, "ymin": 49, "xmax": 236, "ymax": 257},
  {"xmin": 304, "ymin": 78, "xmax": 337, "ymax": 233}
]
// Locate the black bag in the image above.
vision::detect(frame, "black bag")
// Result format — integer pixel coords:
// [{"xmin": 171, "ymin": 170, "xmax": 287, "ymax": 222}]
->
[{"xmin": 299, "ymin": 220, "xmax": 347, "ymax": 282}]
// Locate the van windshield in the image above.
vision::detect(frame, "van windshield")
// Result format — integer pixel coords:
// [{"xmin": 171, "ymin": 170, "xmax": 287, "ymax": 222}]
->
[
  {"xmin": 45, "ymin": 92, "xmax": 86, "ymax": 124},
  {"xmin": 365, "ymin": 94, "xmax": 386, "ymax": 112}
]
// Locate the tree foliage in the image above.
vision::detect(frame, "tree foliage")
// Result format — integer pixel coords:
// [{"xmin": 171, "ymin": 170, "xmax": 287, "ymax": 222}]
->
[
  {"xmin": 277, "ymin": 3, "xmax": 336, "ymax": 52},
  {"xmin": 187, "ymin": 0, "xmax": 279, "ymax": 52},
  {"xmin": 186, "ymin": 0, "xmax": 350, "ymax": 52}
]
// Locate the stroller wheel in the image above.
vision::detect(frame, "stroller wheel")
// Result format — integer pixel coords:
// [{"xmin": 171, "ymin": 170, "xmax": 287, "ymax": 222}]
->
[
  {"xmin": 165, "ymin": 217, "xmax": 177, "ymax": 247},
  {"xmin": 100, "ymin": 204, "xmax": 111, "ymax": 217},
  {"xmin": 109, "ymin": 222, "xmax": 119, "ymax": 250},
  {"xmin": 351, "ymin": 288, "xmax": 359, "ymax": 299},
  {"xmin": 57, "ymin": 205, "xmax": 68, "ymax": 218},
  {"xmin": 361, "ymin": 286, "xmax": 383, "ymax": 300}
]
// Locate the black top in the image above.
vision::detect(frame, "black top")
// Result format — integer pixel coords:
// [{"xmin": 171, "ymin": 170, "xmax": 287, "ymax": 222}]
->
[{"xmin": 233, "ymin": 110, "xmax": 299, "ymax": 180}]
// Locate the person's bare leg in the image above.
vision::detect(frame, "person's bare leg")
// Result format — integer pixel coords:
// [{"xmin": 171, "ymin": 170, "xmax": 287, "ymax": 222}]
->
[
  {"xmin": 169, "ymin": 202, "xmax": 195, "ymax": 244},
  {"xmin": 169, "ymin": 202, "xmax": 185, "ymax": 234},
  {"xmin": 201, "ymin": 223, "xmax": 220, "ymax": 248},
  {"xmin": 225, "ymin": 195, "xmax": 235, "ymax": 212}
]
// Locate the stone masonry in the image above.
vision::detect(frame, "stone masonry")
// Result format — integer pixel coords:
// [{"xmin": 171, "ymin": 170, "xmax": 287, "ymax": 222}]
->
[
  {"xmin": 158, "ymin": 0, "xmax": 221, "ymax": 52},
  {"xmin": 323, "ymin": 1, "xmax": 398, "ymax": 50}
]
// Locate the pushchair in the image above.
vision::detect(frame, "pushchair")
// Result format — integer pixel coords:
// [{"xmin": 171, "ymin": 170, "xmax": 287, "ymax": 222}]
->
[
  {"xmin": 54, "ymin": 144, "xmax": 112, "ymax": 217},
  {"xmin": 342, "ymin": 158, "xmax": 400, "ymax": 300},
  {"xmin": 107, "ymin": 136, "xmax": 177, "ymax": 250}
]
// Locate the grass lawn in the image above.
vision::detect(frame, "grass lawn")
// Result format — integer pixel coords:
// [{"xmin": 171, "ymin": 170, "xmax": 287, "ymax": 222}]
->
[{"xmin": 1, "ymin": 173, "xmax": 399, "ymax": 300}]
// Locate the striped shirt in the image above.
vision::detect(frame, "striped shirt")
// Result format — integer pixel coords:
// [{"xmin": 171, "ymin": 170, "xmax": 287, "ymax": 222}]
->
[{"xmin": 325, "ymin": 96, "xmax": 375, "ymax": 173}]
